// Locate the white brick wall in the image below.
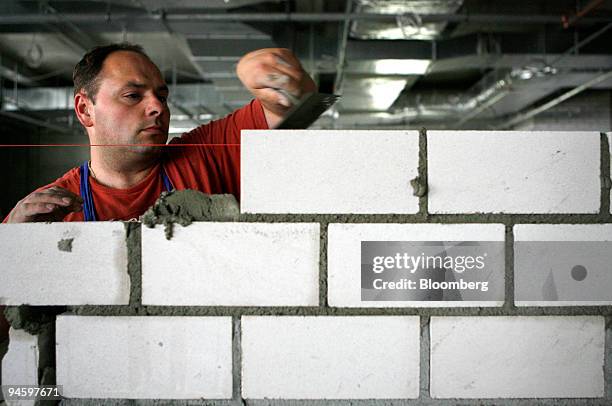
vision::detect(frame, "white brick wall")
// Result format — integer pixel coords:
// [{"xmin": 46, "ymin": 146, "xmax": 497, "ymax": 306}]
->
[
  {"xmin": 241, "ymin": 316, "xmax": 420, "ymax": 399},
  {"xmin": 2, "ymin": 129, "xmax": 610, "ymax": 403},
  {"xmin": 56, "ymin": 316, "xmax": 232, "ymax": 399},
  {"xmin": 0, "ymin": 223, "xmax": 129, "ymax": 305},
  {"xmin": 430, "ymin": 316, "xmax": 605, "ymax": 398},
  {"xmin": 142, "ymin": 222, "xmax": 319, "ymax": 306},
  {"xmin": 514, "ymin": 224, "xmax": 612, "ymax": 306},
  {"xmin": 428, "ymin": 131, "xmax": 600, "ymax": 213},
  {"xmin": 1, "ymin": 328, "xmax": 38, "ymax": 406},
  {"xmin": 327, "ymin": 223, "xmax": 505, "ymax": 307},
  {"xmin": 241, "ymin": 130, "xmax": 420, "ymax": 214}
]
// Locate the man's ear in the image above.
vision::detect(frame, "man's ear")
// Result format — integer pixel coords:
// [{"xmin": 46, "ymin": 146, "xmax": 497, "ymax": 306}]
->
[{"xmin": 74, "ymin": 91, "xmax": 94, "ymax": 127}]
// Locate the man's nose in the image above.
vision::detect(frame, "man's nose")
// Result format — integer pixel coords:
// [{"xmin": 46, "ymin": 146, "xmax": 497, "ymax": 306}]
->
[{"xmin": 145, "ymin": 95, "xmax": 165, "ymax": 116}]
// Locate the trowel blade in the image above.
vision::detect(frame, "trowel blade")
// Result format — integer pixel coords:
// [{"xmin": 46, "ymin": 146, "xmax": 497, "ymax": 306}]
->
[{"xmin": 275, "ymin": 92, "xmax": 340, "ymax": 129}]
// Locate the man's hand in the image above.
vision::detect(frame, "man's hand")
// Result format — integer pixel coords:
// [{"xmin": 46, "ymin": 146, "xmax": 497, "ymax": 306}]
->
[
  {"xmin": 6, "ymin": 186, "xmax": 83, "ymax": 223},
  {"xmin": 236, "ymin": 48, "xmax": 317, "ymax": 128}
]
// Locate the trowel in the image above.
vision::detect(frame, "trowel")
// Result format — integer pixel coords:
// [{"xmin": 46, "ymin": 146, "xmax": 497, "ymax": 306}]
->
[{"xmin": 274, "ymin": 89, "xmax": 340, "ymax": 129}]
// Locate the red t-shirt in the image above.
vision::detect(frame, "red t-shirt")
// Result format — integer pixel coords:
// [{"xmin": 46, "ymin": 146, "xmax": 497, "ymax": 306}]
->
[{"xmin": 7, "ymin": 99, "xmax": 268, "ymax": 222}]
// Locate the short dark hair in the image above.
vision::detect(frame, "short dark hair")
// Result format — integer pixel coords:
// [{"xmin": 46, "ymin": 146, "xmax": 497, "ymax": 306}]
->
[{"xmin": 73, "ymin": 43, "xmax": 149, "ymax": 102}]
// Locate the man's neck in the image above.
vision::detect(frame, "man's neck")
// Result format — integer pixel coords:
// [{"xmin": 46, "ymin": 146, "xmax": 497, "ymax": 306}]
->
[{"xmin": 89, "ymin": 157, "xmax": 158, "ymax": 189}]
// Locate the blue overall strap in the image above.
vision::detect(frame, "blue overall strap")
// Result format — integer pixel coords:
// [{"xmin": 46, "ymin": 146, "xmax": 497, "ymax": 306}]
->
[
  {"xmin": 79, "ymin": 162, "xmax": 172, "ymax": 222},
  {"xmin": 79, "ymin": 161, "xmax": 97, "ymax": 221},
  {"xmin": 160, "ymin": 165, "xmax": 174, "ymax": 192}
]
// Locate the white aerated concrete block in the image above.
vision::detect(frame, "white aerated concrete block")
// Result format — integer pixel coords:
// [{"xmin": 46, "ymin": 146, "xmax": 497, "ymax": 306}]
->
[
  {"xmin": 430, "ymin": 316, "xmax": 605, "ymax": 398},
  {"xmin": 428, "ymin": 131, "xmax": 600, "ymax": 213},
  {"xmin": 328, "ymin": 223, "xmax": 505, "ymax": 307},
  {"xmin": 241, "ymin": 130, "xmax": 420, "ymax": 214},
  {"xmin": 515, "ymin": 224, "xmax": 612, "ymax": 306},
  {"xmin": 241, "ymin": 316, "xmax": 420, "ymax": 399},
  {"xmin": 0, "ymin": 223, "xmax": 129, "ymax": 305},
  {"xmin": 142, "ymin": 222, "xmax": 319, "ymax": 306},
  {"xmin": 56, "ymin": 316, "xmax": 232, "ymax": 399},
  {"xmin": 1, "ymin": 328, "xmax": 38, "ymax": 406}
]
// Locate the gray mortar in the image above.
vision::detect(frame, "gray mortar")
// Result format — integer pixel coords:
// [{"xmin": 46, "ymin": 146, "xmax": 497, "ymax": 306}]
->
[
  {"xmin": 59, "ymin": 400, "xmax": 236, "ymax": 405},
  {"xmin": 319, "ymin": 222, "xmax": 328, "ymax": 307},
  {"xmin": 504, "ymin": 225, "xmax": 515, "ymax": 312},
  {"xmin": 141, "ymin": 190, "xmax": 239, "ymax": 239},
  {"xmin": 606, "ymin": 317, "xmax": 611, "ymax": 399},
  {"xmin": 57, "ymin": 238, "xmax": 73, "ymax": 252},
  {"xmin": 66, "ymin": 305, "xmax": 611, "ymax": 317},
  {"xmin": 419, "ymin": 317, "xmax": 431, "ymax": 400},
  {"xmin": 237, "ymin": 398, "xmax": 612, "ymax": 405},
  {"xmin": 125, "ymin": 222, "xmax": 142, "ymax": 307},
  {"xmin": 3, "ymin": 306, "xmax": 60, "ymax": 335},
  {"xmin": 233, "ymin": 317, "xmax": 242, "ymax": 403},
  {"xmin": 601, "ymin": 133, "xmax": 611, "ymax": 215},
  {"xmin": 409, "ymin": 176, "xmax": 427, "ymax": 198},
  {"xmin": 245, "ymin": 399, "xmax": 611, "ymax": 405},
  {"xmin": 239, "ymin": 213, "xmax": 611, "ymax": 225},
  {"xmin": 417, "ymin": 128, "xmax": 429, "ymax": 215},
  {"xmin": 53, "ymin": 399, "xmax": 612, "ymax": 406}
]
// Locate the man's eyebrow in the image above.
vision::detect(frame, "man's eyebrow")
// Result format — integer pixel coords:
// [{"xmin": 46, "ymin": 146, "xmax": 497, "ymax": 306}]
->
[
  {"xmin": 123, "ymin": 81, "xmax": 146, "ymax": 89},
  {"xmin": 121, "ymin": 82, "xmax": 169, "ymax": 93}
]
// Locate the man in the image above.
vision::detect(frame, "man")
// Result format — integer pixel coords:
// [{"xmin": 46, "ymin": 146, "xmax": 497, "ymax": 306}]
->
[
  {"xmin": 4, "ymin": 43, "xmax": 316, "ymax": 222},
  {"xmin": 0, "ymin": 43, "xmax": 315, "ymax": 341}
]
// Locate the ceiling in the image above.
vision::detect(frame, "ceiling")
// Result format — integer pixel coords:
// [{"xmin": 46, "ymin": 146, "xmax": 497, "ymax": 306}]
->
[{"xmin": 1, "ymin": 0, "xmax": 612, "ymax": 134}]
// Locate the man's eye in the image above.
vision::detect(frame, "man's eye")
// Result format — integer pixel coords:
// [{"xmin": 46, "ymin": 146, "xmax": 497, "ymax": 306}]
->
[
  {"xmin": 125, "ymin": 93, "xmax": 141, "ymax": 100},
  {"xmin": 159, "ymin": 95, "xmax": 168, "ymax": 103}
]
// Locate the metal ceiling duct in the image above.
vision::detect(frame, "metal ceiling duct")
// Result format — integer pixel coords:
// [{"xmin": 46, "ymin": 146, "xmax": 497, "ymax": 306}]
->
[
  {"xmin": 349, "ymin": 63, "xmax": 610, "ymax": 127},
  {"xmin": 103, "ymin": 0, "xmax": 272, "ymax": 11},
  {"xmin": 333, "ymin": 65, "xmax": 612, "ymax": 129},
  {"xmin": 350, "ymin": 0, "xmax": 463, "ymax": 40},
  {"xmin": 4, "ymin": 66, "xmax": 612, "ymax": 131}
]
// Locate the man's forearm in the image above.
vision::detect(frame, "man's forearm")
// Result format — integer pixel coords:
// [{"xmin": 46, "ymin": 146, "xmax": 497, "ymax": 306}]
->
[{"xmin": 262, "ymin": 106, "xmax": 284, "ymax": 129}]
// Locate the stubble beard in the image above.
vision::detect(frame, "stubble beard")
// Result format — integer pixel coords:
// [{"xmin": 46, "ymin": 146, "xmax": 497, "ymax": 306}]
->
[
  {"xmin": 92, "ymin": 122, "xmax": 167, "ymax": 166},
  {"xmin": 118, "ymin": 126, "xmax": 167, "ymax": 157},
  {"xmin": 122, "ymin": 143, "xmax": 165, "ymax": 167},
  {"xmin": 127, "ymin": 143, "xmax": 164, "ymax": 155},
  {"xmin": 99, "ymin": 139, "xmax": 165, "ymax": 169}
]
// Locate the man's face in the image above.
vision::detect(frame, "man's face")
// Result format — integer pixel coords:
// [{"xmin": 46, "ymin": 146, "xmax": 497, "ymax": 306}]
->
[{"xmin": 88, "ymin": 51, "xmax": 170, "ymax": 154}]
